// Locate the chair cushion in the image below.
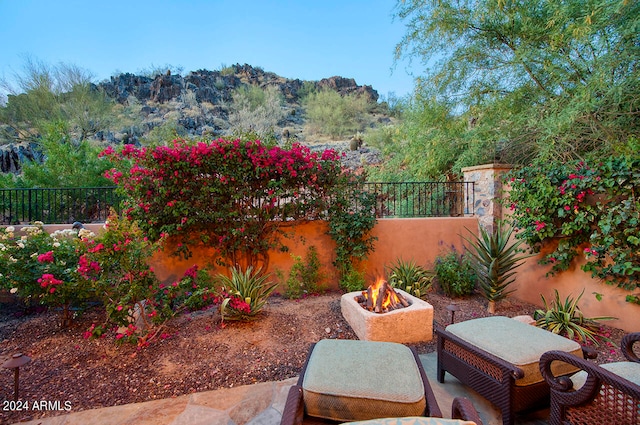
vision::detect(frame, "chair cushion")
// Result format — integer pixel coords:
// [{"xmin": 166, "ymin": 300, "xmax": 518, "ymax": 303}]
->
[
  {"xmin": 302, "ymin": 339, "xmax": 426, "ymax": 422},
  {"xmin": 571, "ymin": 361, "xmax": 640, "ymax": 389},
  {"xmin": 342, "ymin": 417, "xmax": 476, "ymax": 425},
  {"xmin": 446, "ymin": 316, "xmax": 583, "ymax": 386}
]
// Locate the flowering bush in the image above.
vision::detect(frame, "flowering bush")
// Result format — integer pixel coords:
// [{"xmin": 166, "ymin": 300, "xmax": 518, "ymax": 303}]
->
[
  {"xmin": 506, "ymin": 144, "xmax": 639, "ymax": 302},
  {"xmin": 82, "ymin": 210, "xmax": 217, "ymax": 345},
  {"xmin": 100, "ymin": 139, "xmax": 345, "ymax": 269},
  {"xmin": 0, "ymin": 223, "xmax": 96, "ymax": 326}
]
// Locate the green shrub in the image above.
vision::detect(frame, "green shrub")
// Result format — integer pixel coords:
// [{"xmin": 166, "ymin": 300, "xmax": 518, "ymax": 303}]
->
[
  {"xmin": 216, "ymin": 266, "xmax": 278, "ymax": 322},
  {"xmin": 432, "ymin": 249, "xmax": 477, "ymax": 297},
  {"xmin": 285, "ymin": 246, "xmax": 325, "ymax": 299},
  {"xmin": 386, "ymin": 258, "xmax": 433, "ymax": 299},
  {"xmin": 303, "ymin": 89, "xmax": 371, "ymax": 138},
  {"xmin": 339, "ymin": 265, "xmax": 366, "ymax": 292},
  {"xmin": 534, "ymin": 289, "xmax": 615, "ymax": 345},
  {"xmin": 228, "ymin": 85, "xmax": 284, "ymax": 141}
]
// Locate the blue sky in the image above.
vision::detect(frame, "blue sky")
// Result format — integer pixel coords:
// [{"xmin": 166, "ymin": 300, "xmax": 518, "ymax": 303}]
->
[{"xmin": 0, "ymin": 0, "xmax": 419, "ymax": 100}]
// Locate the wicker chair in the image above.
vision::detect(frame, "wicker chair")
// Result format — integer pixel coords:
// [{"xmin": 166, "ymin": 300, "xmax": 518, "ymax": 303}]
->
[
  {"xmin": 280, "ymin": 340, "xmax": 484, "ymax": 425},
  {"xmin": 540, "ymin": 332, "xmax": 640, "ymax": 425},
  {"xmin": 436, "ymin": 317, "xmax": 595, "ymax": 425}
]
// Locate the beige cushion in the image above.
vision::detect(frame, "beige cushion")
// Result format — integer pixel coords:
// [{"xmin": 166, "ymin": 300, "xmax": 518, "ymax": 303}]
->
[
  {"xmin": 302, "ymin": 339, "xmax": 426, "ymax": 422},
  {"xmin": 571, "ymin": 361, "xmax": 640, "ymax": 389},
  {"xmin": 342, "ymin": 417, "xmax": 476, "ymax": 425},
  {"xmin": 446, "ymin": 316, "xmax": 583, "ymax": 386}
]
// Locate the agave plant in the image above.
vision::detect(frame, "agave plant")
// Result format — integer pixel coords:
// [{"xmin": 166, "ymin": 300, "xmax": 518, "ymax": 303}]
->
[
  {"xmin": 386, "ymin": 257, "xmax": 433, "ymax": 299},
  {"xmin": 534, "ymin": 289, "xmax": 615, "ymax": 345},
  {"xmin": 216, "ymin": 266, "xmax": 278, "ymax": 321},
  {"xmin": 464, "ymin": 222, "xmax": 531, "ymax": 313}
]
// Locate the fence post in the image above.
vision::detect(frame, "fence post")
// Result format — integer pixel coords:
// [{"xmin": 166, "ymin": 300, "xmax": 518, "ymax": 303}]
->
[{"xmin": 462, "ymin": 164, "xmax": 512, "ymax": 232}]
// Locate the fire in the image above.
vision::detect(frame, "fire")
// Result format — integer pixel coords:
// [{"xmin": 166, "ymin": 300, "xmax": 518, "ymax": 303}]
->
[{"xmin": 360, "ymin": 277, "xmax": 409, "ymax": 313}]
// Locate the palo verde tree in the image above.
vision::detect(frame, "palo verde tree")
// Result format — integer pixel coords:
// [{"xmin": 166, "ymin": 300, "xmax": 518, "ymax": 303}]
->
[
  {"xmin": 101, "ymin": 139, "xmax": 346, "ymax": 269},
  {"xmin": 389, "ymin": 0, "xmax": 640, "ymax": 178}
]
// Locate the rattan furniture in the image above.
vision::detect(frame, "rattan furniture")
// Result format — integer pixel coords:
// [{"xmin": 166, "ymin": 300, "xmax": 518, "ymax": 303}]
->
[
  {"xmin": 436, "ymin": 316, "xmax": 593, "ymax": 425},
  {"xmin": 540, "ymin": 332, "xmax": 640, "ymax": 425},
  {"xmin": 280, "ymin": 339, "xmax": 483, "ymax": 425}
]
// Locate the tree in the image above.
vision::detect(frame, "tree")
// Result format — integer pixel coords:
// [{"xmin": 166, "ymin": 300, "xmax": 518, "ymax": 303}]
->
[
  {"xmin": 16, "ymin": 120, "xmax": 112, "ymax": 188},
  {"xmin": 392, "ymin": 0, "xmax": 640, "ymax": 174},
  {"xmin": 0, "ymin": 57, "xmax": 112, "ymax": 144}
]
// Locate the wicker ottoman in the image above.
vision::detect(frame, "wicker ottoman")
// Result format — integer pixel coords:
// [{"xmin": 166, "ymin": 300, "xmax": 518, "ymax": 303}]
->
[
  {"xmin": 280, "ymin": 339, "xmax": 442, "ymax": 425},
  {"xmin": 436, "ymin": 316, "xmax": 587, "ymax": 425}
]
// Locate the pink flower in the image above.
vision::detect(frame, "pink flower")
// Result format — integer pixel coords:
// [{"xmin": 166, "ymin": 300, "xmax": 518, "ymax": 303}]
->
[
  {"xmin": 37, "ymin": 251, "xmax": 55, "ymax": 263},
  {"xmin": 116, "ymin": 305, "xmax": 124, "ymax": 311},
  {"xmin": 534, "ymin": 220, "xmax": 546, "ymax": 231}
]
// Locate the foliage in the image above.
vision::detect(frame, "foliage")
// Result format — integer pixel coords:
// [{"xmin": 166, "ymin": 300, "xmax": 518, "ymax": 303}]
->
[
  {"xmin": 228, "ymin": 85, "xmax": 285, "ymax": 142},
  {"xmin": 285, "ymin": 246, "xmax": 325, "ymax": 299},
  {"xmin": 0, "ymin": 57, "xmax": 111, "ymax": 144},
  {"xmin": 101, "ymin": 139, "xmax": 344, "ymax": 269},
  {"xmin": 327, "ymin": 173, "xmax": 378, "ymax": 287},
  {"xmin": 215, "ymin": 266, "xmax": 278, "ymax": 322},
  {"xmin": 534, "ymin": 289, "xmax": 615, "ymax": 346},
  {"xmin": 0, "ymin": 222, "xmax": 96, "ymax": 326},
  {"xmin": 303, "ymin": 89, "xmax": 372, "ymax": 138},
  {"xmin": 81, "ymin": 210, "xmax": 217, "ymax": 345},
  {"xmin": 506, "ymin": 144, "xmax": 640, "ymax": 297},
  {"xmin": 387, "ymin": 0, "xmax": 640, "ymax": 179},
  {"xmin": 10, "ymin": 120, "xmax": 113, "ymax": 188},
  {"xmin": 432, "ymin": 248, "xmax": 477, "ymax": 297},
  {"xmin": 464, "ymin": 223, "xmax": 530, "ymax": 311},
  {"xmin": 338, "ymin": 265, "xmax": 367, "ymax": 293},
  {"xmin": 386, "ymin": 257, "xmax": 433, "ymax": 299}
]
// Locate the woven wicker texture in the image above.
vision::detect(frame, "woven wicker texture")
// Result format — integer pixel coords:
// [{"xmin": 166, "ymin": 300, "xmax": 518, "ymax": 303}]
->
[
  {"xmin": 302, "ymin": 339, "xmax": 426, "ymax": 422},
  {"xmin": 446, "ymin": 316, "xmax": 582, "ymax": 386},
  {"xmin": 339, "ymin": 417, "xmax": 476, "ymax": 425},
  {"xmin": 541, "ymin": 333, "xmax": 640, "ymax": 425}
]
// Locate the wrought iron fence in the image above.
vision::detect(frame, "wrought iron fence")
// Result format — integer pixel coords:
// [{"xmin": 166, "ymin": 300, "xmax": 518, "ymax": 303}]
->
[
  {"xmin": 359, "ymin": 181, "xmax": 474, "ymax": 218},
  {"xmin": 0, "ymin": 187, "xmax": 122, "ymax": 225},
  {"xmin": 0, "ymin": 181, "xmax": 474, "ymax": 224}
]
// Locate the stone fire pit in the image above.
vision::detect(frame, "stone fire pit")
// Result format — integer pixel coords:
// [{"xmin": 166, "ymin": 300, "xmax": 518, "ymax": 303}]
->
[{"xmin": 340, "ymin": 289, "xmax": 433, "ymax": 344}]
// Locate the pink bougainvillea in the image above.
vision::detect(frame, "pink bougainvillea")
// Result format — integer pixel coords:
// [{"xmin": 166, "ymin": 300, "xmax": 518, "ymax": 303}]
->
[{"xmin": 101, "ymin": 138, "xmax": 346, "ymax": 268}]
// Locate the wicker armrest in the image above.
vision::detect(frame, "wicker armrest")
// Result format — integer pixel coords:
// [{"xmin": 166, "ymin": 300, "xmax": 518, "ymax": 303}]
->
[
  {"xmin": 436, "ymin": 324, "xmax": 525, "ymax": 380},
  {"xmin": 281, "ymin": 385, "xmax": 305, "ymax": 425},
  {"xmin": 451, "ymin": 397, "xmax": 484, "ymax": 425},
  {"xmin": 540, "ymin": 350, "xmax": 640, "ymax": 401},
  {"xmin": 621, "ymin": 332, "xmax": 640, "ymax": 363}
]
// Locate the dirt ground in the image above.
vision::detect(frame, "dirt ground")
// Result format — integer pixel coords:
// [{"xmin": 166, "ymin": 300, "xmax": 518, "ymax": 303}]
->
[{"xmin": 0, "ymin": 291, "xmax": 628, "ymax": 424}]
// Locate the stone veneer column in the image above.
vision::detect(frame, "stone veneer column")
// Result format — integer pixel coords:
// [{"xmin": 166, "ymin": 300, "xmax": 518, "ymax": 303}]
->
[{"xmin": 462, "ymin": 163, "xmax": 512, "ymax": 232}]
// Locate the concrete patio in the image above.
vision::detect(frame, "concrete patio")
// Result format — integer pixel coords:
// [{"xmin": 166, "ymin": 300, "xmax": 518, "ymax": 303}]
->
[{"xmin": 12, "ymin": 353, "xmax": 548, "ymax": 425}]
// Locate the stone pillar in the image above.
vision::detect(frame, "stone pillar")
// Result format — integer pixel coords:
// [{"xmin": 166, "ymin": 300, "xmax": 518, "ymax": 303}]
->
[{"xmin": 462, "ymin": 163, "xmax": 512, "ymax": 232}]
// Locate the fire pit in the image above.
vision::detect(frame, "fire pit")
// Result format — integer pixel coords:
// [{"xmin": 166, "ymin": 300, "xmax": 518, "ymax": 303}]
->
[{"xmin": 341, "ymin": 279, "xmax": 433, "ymax": 344}]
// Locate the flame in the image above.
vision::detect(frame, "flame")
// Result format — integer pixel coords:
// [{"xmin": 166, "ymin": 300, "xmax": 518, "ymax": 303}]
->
[{"xmin": 363, "ymin": 277, "xmax": 402, "ymax": 311}]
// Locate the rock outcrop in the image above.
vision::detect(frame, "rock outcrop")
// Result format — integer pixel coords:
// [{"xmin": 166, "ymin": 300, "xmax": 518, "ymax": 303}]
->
[{"xmin": 1, "ymin": 64, "xmax": 384, "ymax": 173}]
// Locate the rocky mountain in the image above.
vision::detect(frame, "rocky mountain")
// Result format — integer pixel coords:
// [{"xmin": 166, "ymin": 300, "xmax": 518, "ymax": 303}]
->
[{"xmin": 0, "ymin": 64, "xmax": 386, "ymax": 173}]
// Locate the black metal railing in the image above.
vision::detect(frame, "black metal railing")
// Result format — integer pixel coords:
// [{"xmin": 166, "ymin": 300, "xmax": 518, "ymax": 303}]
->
[
  {"xmin": 360, "ymin": 181, "xmax": 474, "ymax": 218},
  {"xmin": 0, "ymin": 187, "xmax": 122, "ymax": 225},
  {"xmin": 0, "ymin": 181, "xmax": 474, "ymax": 224}
]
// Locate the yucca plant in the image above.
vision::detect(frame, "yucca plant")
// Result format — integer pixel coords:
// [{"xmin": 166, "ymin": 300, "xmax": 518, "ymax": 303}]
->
[
  {"xmin": 216, "ymin": 266, "xmax": 278, "ymax": 322},
  {"xmin": 386, "ymin": 258, "xmax": 433, "ymax": 299},
  {"xmin": 534, "ymin": 289, "xmax": 615, "ymax": 345},
  {"xmin": 464, "ymin": 223, "xmax": 531, "ymax": 313}
]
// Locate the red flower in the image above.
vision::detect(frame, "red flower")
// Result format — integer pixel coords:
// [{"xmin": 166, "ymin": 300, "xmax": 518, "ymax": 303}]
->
[{"xmin": 37, "ymin": 251, "xmax": 55, "ymax": 263}]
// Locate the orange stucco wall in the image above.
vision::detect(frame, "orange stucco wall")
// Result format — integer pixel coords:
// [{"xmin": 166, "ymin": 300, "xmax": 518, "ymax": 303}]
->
[
  {"xmin": 13, "ymin": 215, "xmax": 640, "ymax": 332},
  {"xmin": 147, "ymin": 217, "xmax": 479, "ymax": 291}
]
